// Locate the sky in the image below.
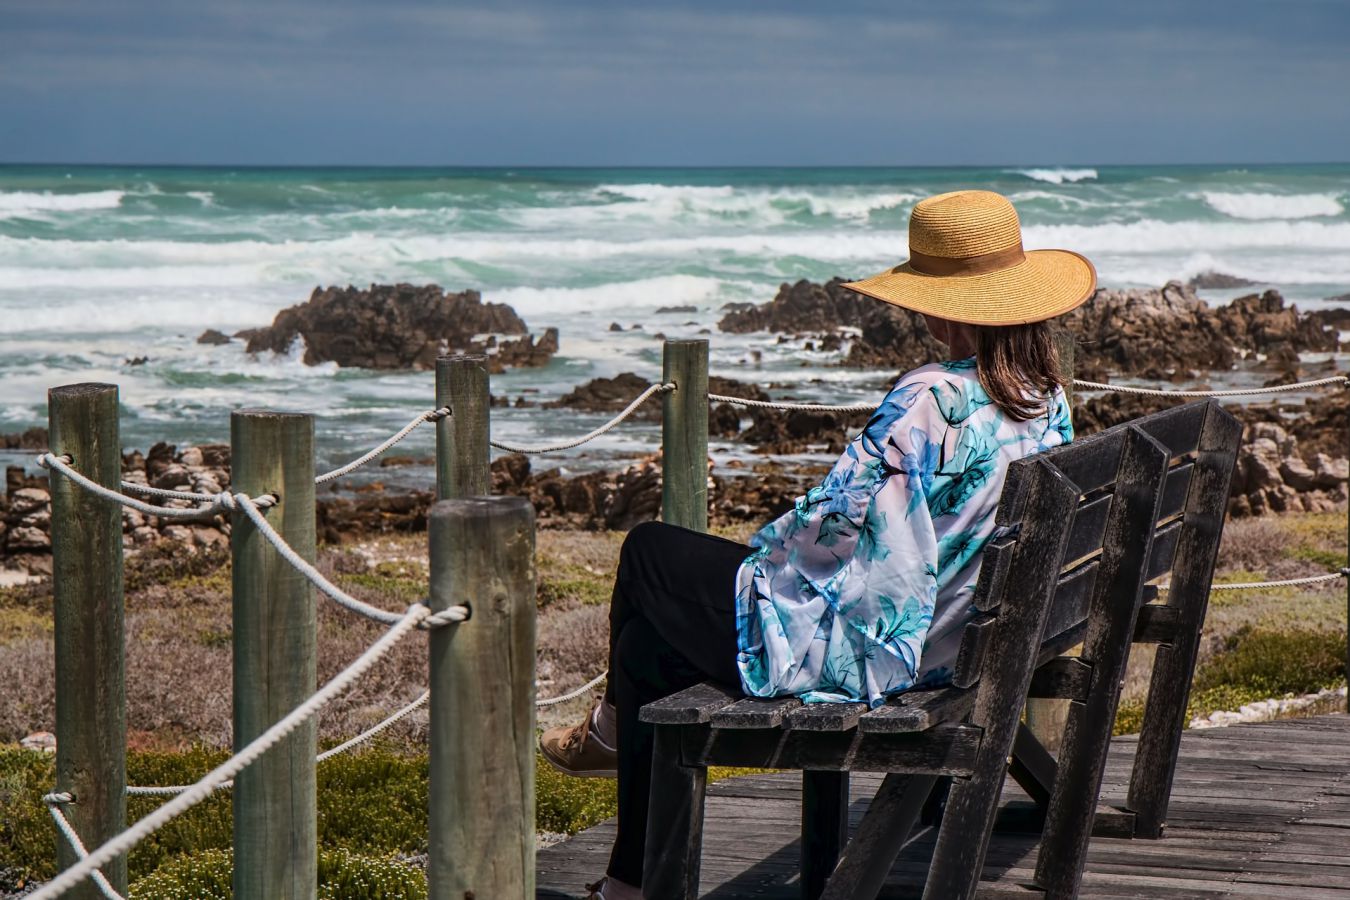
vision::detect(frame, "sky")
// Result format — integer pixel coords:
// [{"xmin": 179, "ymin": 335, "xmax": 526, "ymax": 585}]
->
[{"xmin": 0, "ymin": 0, "xmax": 1347, "ymax": 167}]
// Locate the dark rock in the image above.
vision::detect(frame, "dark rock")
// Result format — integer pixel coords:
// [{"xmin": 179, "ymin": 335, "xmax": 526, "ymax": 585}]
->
[
  {"xmin": 720, "ymin": 277, "xmax": 946, "ymax": 373},
  {"xmin": 1187, "ymin": 270, "xmax": 1258, "ymax": 290},
  {"xmin": 608, "ymin": 322, "xmax": 623, "ymax": 332},
  {"xmin": 1063, "ymin": 282, "xmax": 1338, "ymax": 379},
  {"xmin": 125, "ymin": 356, "xmax": 149, "ymax": 366},
  {"xmin": 197, "ymin": 329, "xmax": 232, "ymax": 346},
  {"xmin": 243, "ymin": 283, "xmax": 555, "ymax": 372},
  {"xmin": 0, "ymin": 427, "xmax": 47, "ymax": 450},
  {"xmin": 657, "ymin": 305, "xmax": 698, "ymax": 314},
  {"xmin": 547, "ymin": 373, "xmax": 659, "ymax": 417}
]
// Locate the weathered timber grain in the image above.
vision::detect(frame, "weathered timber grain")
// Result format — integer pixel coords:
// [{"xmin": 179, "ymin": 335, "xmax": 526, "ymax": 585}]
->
[
  {"xmin": 857, "ymin": 687, "xmax": 975, "ymax": 734},
  {"xmin": 50, "ymin": 383, "xmax": 127, "ymax": 898},
  {"xmin": 640, "ymin": 682, "xmax": 740, "ymax": 725},
  {"xmin": 428, "ymin": 496, "xmax": 536, "ymax": 899},
  {"xmin": 1027, "ymin": 657, "xmax": 1094, "ymax": 702},
  {"xmin": 435, "ymin": 354, "xmax": 490, "ymax": 500},
  {"xmin": 924, "ymin": 460, "xmax": 1081, "ymax": 900},
  {"xmin": 819, "ymin": 773, "xmax": 938, "ymax": 900},
  {"xmin": 231, "ymin": 409, "xmax": 317, "ymax": 900},
  {"xmin": 1039, "ymin": 426, "xmax": 1171, "ymax": 896},
  {"xmin": 662, "ymin": 339, "xmax": 709, "ymax": 531},
  {"xmin": 711, "ymin": 696, "xmax": 802, "ymax": 729},
  {"xmin": 801, "ymin": 771, "xmax": 849, "ymax": 899},
  {"xmin": 644, "ymin": 724, "xmax": 708, "ymax": 900},
  {"xmin": 1128, "ymin": 402, "xmax": 1242, "ymax": 838}
]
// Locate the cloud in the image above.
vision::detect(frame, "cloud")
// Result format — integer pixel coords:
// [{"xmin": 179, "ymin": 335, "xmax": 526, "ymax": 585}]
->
[{"xmin": 0, "ymin": 0, "xmax": 1346, "ymax": 164}]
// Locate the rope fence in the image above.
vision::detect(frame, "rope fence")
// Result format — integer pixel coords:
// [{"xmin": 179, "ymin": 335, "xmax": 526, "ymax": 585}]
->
[
  {"xmin": 43, "ymin": 799, "xmax": 124, "ymax": 900},
  {"xmin": 1071, "ymin": 375, "xmax": 1350, "ymax": 398},
  {"xmin": 23, "ymin": 349, "xmax": 1350, "ymax": 897},
  {"xmin": 29, "ymin": 605, "xmax": 430, "ymax": 900},
  {"xmin": 489, "ymin": 382, "xmax": 673, "ymax": 454}
]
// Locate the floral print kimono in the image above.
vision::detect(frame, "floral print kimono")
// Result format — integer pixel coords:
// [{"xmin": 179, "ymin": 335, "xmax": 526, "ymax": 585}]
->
[{"xmin": 734, "ymin": 358, "xmax": 1073, "ymax": 707}]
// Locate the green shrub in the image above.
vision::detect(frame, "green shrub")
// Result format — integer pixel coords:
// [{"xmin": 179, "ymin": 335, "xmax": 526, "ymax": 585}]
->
[
  {"xmin": 0, "ymin": 745, "xmax": 430, "ymax": 890},
  {"xmin": 535, "ymin": 754, "xmax": 617, "ymax": 834},
  {"xmin": 1195, "ymin": 627, "xmax": 1346, "ymax": 698},
  {"xmin": 315, "ymin": 750, "xmax": 428, "ymax": 855},
  {"xmin": 0, "ymin": 748, "xmax": 57, "ymax": 892},
  {"xmin": 129, "ymin": 847, "xmax": 426, "ymax": 899},
  {"xmin": 1112, "ymin": 627, "xmax": 1347, "ymax": 736}
]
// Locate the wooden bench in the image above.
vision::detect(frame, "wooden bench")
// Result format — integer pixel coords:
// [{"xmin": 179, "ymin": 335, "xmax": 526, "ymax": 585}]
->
[{"xmin": 639, "ymin": 399, "xmax": 1242, "ymax": 900}]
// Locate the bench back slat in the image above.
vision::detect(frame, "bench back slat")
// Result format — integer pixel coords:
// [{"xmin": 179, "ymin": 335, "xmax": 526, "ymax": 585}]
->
[
  {"xmin": 1126, "ymin": 402, "xmax": 1244, "ymax": 836},
  {"xmin": 1035, "ymin": 425, "xmax": 1173, "ymax": 893},
  {"xmin": 996, "ymin": 401, "xmax": 1207, "ymax": 527}
]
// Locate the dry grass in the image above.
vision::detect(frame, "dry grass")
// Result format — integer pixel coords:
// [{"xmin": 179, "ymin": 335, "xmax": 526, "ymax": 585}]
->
[{"xmin": 2, "ymin": 506, "xmax": 1344, "ymax": 747}]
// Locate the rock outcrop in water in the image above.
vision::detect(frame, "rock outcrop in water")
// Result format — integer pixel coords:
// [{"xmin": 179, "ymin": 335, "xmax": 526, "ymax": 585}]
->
[
  {"xmin": 721, "ymin": 278, "xmax": 1340, "ymax": 381},
  {"xmin": 719, "ymin": 278, "xmax": 946, "ymax": 372},
  {"xmin": 242, "ymin": 283, "xmax": 558, "ymax": 372},
  {"xmin": 1063, "ymin": 282, "xmax": 1339, "ymax": 379}
]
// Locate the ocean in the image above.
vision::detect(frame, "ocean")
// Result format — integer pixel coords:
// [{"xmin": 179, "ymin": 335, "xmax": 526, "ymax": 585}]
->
[{"xmin": 3, "ymin": 163, "xmax": 1349, "ymax": 479}]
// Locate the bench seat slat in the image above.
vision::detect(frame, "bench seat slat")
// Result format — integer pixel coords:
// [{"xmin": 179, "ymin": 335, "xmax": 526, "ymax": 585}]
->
[
  {"xmin": 710, "ymin": 696, "xmax": 802, "ymax": 729},
  {"xmin": 639, "ymin": 682, "xmax": 740, "ymax": 725},
  {"xmin": 858, "ymin": 686, "xmax": 975, "ymax": 733},
  {"xmin": 786, "ymin": 701, "xmax": 870, "ymax": 732}
]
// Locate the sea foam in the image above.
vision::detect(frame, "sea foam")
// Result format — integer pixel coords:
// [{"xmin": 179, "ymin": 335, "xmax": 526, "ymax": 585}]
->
[
  {"xmin": 1009, "ymin": 168, "xmax": 1098, "ymax": 184},
  {"xmin": 1201, "ymin": 191, "xmax": 1345, "ymax": 220},
  {"xmin": 0, "ymin": 190, "xmax": 125, "ymax": 219}
]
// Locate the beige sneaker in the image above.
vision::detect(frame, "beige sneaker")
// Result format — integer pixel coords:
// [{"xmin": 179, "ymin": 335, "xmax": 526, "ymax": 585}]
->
[{"xmin": 539, "ymin": 709, "xmax": 618, "ymax": 778}]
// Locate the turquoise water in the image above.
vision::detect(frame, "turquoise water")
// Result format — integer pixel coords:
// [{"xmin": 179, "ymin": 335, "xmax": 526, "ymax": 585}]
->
[{"xmin": 3, "ymin": 164, "xmax": 1349, "ymax": 475}]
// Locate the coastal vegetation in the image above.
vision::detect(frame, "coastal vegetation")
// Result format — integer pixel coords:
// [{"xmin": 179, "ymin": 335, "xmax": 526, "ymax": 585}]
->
[{"xmin": 0, "ymin": 504, "xmax": 1345, "ymax": 892}]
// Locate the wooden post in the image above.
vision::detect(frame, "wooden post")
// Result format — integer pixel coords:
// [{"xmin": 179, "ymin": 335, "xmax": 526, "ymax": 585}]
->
[
  {"xmin": 427, "ymin": 496, "xmax": 536, "ymax": 899},
  {"xmin": 231, "ymin": 410, "xmax": 317, "ymax": 900},
  {"xmin": 1025, "ymin": 330, "xmax": 1080, "ymax": 752},
  {"xmin": 436, "ymin": 354, "xmax": 491, "ymax": 501},
  {"xmin": 661, "ymin": 339, "xmax": 709, "ymax": 532},
  {"xmin": 49, "ymin": 383, "xmax": 127, "ymax": 898}
]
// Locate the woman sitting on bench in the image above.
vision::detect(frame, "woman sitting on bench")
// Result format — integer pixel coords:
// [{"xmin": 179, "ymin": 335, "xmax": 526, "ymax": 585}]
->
[{"xmin": 540, "ymin": 189, "xmax": 1096, "ymax": 900}]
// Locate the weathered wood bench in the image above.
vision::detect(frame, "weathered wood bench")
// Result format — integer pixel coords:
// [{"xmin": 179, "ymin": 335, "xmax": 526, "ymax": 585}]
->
[{"xmin": 639, "ymin": 399, "xmax": 1242, "ymax": 900}]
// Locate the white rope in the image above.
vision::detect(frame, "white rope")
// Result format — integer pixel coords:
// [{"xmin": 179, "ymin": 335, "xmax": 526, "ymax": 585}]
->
[
  {"xmin": 28, "ymin": 605, "xmax": 429, "ymax": 900},
  {"xmin": 42, "ymin": 796, "xmax": 125, "ymax": 900},
  {"xmin": 708, "ymin": 393, "xmax": 875, "ymax": 413},
  {"xmin": 536, "ymin": 669, "xmax": 609, "ymax": 708},
  {"xmin": 489, "ymin": 383, "xmax": 673, "ymax": 454},
  {"xmin": 315, "ymin": 408, "xmax": 450, "ymax": 484},
  {"xmin": 1072, "ymin": 376, "xmax": 1350, "ymax": 399},
  {"xmin": 129, "ymin": 669, "xmax": 617, "ymax": 798},
  {"xmin": 120, "ymin": 481, "xmax": 226, "ymax": 503},
  {"xmin": 230, "ymin": 491, "xmax": 467, "ymax": 629},
  {"xmin": 126, "ymin": 691, "xmax": 433, "ymax": 797},
  {"xmin": 316, "ymin": 691, "xmax": 429, "ymax": 762},
  {"xmin": 38, "ymin": 453, "xmax": 246, "ymax": 520},
  {"xmin": 1159, "ymin": 569, "xmax": 1349, "ymax": 592}
]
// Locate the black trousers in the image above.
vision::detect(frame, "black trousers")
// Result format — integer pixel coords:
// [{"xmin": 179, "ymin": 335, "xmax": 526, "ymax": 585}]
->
[{"xmin": 604, "ymin": 521, "xmax": 749, "ymax": 887}]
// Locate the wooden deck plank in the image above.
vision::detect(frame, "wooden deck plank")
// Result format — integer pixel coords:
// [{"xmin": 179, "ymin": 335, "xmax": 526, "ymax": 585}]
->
[{"xmin": 537, "ymin": 714, "xmax": 1350, "ymax": 899}]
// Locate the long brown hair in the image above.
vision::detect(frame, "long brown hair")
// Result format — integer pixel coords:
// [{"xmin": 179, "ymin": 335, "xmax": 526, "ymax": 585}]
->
[{"xmin": 974, "ymin": 323, "xmax": 1067, "ymax": 421}]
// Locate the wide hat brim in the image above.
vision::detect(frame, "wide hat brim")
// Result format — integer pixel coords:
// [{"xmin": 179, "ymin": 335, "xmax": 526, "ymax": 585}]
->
[{"xmin": 842, "ymin": 249, "xmax": 1096, "ymax": 326}]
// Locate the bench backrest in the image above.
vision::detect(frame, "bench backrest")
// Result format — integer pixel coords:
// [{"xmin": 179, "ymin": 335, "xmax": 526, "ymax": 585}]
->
[{"xmin": 955, "ymin": 399, "xmax": 1242, "ymax": 855}]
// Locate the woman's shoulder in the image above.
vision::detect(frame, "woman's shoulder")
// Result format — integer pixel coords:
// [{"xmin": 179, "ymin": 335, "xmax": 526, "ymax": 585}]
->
[{"xmin": 889, "ymin": 357, "xmax": 984, "ymax": 400}]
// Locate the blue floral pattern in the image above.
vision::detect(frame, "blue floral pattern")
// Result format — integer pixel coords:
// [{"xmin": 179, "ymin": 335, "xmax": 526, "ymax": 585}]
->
[{"xmin": 734, "ymin": 357, "xmax": 1073, "ymax": 706}]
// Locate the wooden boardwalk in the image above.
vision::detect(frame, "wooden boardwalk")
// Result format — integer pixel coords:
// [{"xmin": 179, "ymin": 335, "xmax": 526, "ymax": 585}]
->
[{"xmin": 537, "ymin": 714, "xmax": 1350, "ymax": 899}]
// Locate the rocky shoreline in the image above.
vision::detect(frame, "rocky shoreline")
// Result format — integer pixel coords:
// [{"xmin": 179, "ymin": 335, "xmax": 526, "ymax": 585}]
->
[
  {"xmin": 219, "ymin": 283, "xmax": 559, "ymax": 372},
  {"xmin": 4, "ymin": 277, "xmax": 1349, "ymax": 572}
]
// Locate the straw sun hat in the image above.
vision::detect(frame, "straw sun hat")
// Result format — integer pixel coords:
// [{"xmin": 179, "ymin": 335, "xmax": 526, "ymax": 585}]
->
[{"xmin": 843, "ymin": 190, "xmax": 1096, "ymax": 326}]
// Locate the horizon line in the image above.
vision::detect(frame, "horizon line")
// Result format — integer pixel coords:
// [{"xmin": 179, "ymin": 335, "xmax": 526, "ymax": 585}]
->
[{"xmin": 2, "ymin": 160, "xmax": 1348, "ymax": 171}]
